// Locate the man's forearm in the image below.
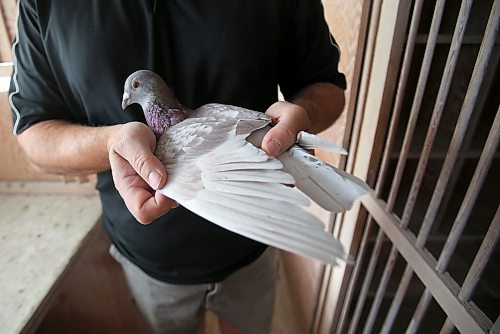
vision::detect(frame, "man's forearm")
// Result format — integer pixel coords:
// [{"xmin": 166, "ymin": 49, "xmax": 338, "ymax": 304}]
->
[
  {"xmin": 291, "ymin": 82, "xmax": 345, "ymax": 134},
  {"xmin": 16, "ymin": 120, "xmax": 122, "ymax": 175}
]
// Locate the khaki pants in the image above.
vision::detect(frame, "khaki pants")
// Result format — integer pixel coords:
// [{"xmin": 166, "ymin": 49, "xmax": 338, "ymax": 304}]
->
[{"xmin": 110, "ymin": 245, "xmax": 278, "ymax": 334}]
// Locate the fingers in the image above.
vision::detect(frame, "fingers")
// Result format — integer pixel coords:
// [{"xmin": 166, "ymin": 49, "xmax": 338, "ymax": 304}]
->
[
  {"xmin": 110, "ymin": 122, "xmax": 167, "ymax": 189},
  {"xmin": 262, "ymin": 101, "xmax": 311, "ymax": 157},
  {"xmin": 108, "ymin": 122, "xmax": 176, "ymax": 224}
]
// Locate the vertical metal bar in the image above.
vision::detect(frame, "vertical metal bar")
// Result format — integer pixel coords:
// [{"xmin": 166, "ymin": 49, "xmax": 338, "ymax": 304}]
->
[
  {"xmin": 346, "ymin": 229, "xmax": 386, "ymax": 334},
  {"xmin": 385, "ymin": 0, "xmax": 446, "ymax": 211},
  {"xmin": 380, "ymin": 265, "xmax": 414, "ymax": 333},
  {"xmin": 406, "ymin": 291, "xmax": 434, "ymax": 334},
  {"xmin": 383, "ymin": 2, "xmax": 499, "ymax": 332},
  {"xmin": 439, "ymin": 206, "xmax": 500, "ymax": 333},
  {"xmin": 335, "ymin": 217, "xmax": 374, "ymax": 334},
  {"xmin": 361, "ymin": 246, "xmax": 398, "ymax": 334},
  {"xmin": 458, "ymin": 206, "xmax": 500, "ymax": 301},
  {"xmin": 372, "ymin": 0, "xmax": 425, "ymax": 196},
  {"xmin": 407, "ymin": 107, "xmax": 500, "ymax": 333},
  {"xmin": 437, "ymin": 109, "xmax": 500, "ymax": 271},
  {"xmin": 400, "ymin": 0, "xmax": 474, "ymax": 225},
  {"xmin": 417, "ymin": 0, "xmax": 499, "ymax": 246},
  {"xmin": 439, "ymin": 318, "xmax": 456, "ymax": 334}
]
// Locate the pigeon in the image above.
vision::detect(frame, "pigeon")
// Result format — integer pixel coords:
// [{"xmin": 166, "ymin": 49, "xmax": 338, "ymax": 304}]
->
[{"xmin": 121, "ymin": 70, "xmax": 369, "ymax": 265}]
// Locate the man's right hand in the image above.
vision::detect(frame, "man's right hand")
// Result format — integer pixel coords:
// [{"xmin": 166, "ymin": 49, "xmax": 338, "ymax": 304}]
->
[{"xmin": 107, "ymin": 122, "xmax": 177, "ymax": 224}]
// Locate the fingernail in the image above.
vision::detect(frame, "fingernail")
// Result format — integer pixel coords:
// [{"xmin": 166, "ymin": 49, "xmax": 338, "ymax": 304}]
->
[
  {"xmin": 267, "ymin": 139, "xmax": 282, "ymax": 157},
  {"xmin": 148, "ymin": 171, "xmax": 161, "ymax": 189}
]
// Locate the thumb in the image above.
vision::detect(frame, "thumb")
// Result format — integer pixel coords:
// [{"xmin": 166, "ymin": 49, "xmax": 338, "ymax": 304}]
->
[
  {"xmin": 127, "ymin": 144, "xmax": 167, "ymax": 190},
  {"xmin": 108, "ymin": 123, "xmax": 167, "ymax": 190},
  {"xmin": 261, "ymin": 125, "xmax": 296, "ymax": 157},
  {"xmin": 262, "ymin": 101, "xmax": 310, "ymax": 157}
]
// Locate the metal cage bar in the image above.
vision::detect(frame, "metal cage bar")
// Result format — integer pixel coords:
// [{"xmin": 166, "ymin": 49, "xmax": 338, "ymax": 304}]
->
[
  {"xmin": 437, "ymin": 106, "xmax": 499, "ymax": 271},
  {"xmin": 358, "ymin": 1, "xmax": 449, "ymax": 332},
  {"xmin": 360, "ymin": 245, "xmax": 398, "ymax": 334},
  {"xmin": 400, "ymin": 0, "xmax": 474, "ymax": 226},
  {"xmin": 362, "ymin": 194, "xmax": 492, "ymax": 334},
  {"xmin": 381, "ymin": 1, "xmax": 499, "ymax": 331},
  {"xmin": 346, "ymin": 228, "xmax": 386, "ymax": 334},
  {"xmin": 458, "ymin": 207, "xmax": 500, "ymax": 301},
  {"xmin": 407, "ymin": 107, "xmax": 499, "ymax": 332},
  {"xmin": 385, "ymin": 0, "xmax": 446, "ymax": 210},
  {"xmin": 440, "ymin": 206, "xmax": 500, "ymax": 333},
  {"xmin": 417, "ymin": 0, "xmax": 499, "ymax": 246},
  {"xmin": 371, "ymin": 0, "xmax": 425, "ymax": 196},
  {"xmin": 345, "ymin": 1, "xmax": 448, "ymax": 332},
  {"xmin": 324, "ymin": 0, "xmax": 498, "ymax": 332},
  {"xmin": 335, "ymin": 217, "xmax": 374, "ymax": 334}
]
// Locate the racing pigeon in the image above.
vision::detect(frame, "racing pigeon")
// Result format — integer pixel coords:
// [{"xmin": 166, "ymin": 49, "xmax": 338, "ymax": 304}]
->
[{"xmin": 121, "ymin": 70, "xmax": 369, "ymax": 265}]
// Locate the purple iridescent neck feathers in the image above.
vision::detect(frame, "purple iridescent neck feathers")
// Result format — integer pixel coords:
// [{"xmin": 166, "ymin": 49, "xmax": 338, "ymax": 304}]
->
[{"xmin": 144, "ymin": 98, "xmax": 186, "ymax": 136}]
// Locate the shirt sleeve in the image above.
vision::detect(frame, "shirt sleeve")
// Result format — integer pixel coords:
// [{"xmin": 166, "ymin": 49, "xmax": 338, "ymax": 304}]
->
[
  {"xmin": 278, "ymin": 0, "xmax": 347, "ymax": 100},
  {"xmin": 9, "ymin": 0, "xmax": 73, "ymax": 135}
]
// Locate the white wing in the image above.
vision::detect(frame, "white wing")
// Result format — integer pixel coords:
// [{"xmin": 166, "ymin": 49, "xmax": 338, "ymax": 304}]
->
[
  {"xmin": 279, "ymin": 146, "xmax": 369, "ymax": 213},
  {"xmin": 296, "ymin": 131, "xmax": 348, "ymax": 154},
  {"xmin": 155, "ymin": 114, "xmax": 348, "ymax": 265}
]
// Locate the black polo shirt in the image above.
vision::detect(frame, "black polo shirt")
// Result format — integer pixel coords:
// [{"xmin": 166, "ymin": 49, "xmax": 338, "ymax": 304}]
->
[{"xmin": 10, "ymin": 0, "xmax": 346, "ymax": 284}]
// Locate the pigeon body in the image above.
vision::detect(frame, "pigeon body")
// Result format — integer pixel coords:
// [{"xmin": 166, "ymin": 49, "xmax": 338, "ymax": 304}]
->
[{"xmin": 122, "ymin": 70, "xmax": 369, "ymax": 265}]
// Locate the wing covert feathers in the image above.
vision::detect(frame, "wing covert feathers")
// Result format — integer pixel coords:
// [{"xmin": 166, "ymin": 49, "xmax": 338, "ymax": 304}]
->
[
  {"xmin": 157, "ymin": 132, "xmax": 350, "ymax": 265},
  {"xmin": 154, "ymin": 109, "xmax": 368, "ymax": 265}
]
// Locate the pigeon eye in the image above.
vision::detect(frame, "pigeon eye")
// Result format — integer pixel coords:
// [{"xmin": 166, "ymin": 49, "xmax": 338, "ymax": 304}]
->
[{"xmin": 132, "ymin": 81, "xmax": 140, "ymax": 89}]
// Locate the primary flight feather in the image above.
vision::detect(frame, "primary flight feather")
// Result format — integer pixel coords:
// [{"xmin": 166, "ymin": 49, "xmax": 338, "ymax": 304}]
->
[{"xmin": 121, "ymin": 70, "xmax": 369, "ymax": 265}]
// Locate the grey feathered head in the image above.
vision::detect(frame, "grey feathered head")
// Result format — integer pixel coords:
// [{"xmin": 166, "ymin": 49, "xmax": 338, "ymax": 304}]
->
[{"xmin": 121, "ymin": 70, "xmax": 181, "ymax": 111}]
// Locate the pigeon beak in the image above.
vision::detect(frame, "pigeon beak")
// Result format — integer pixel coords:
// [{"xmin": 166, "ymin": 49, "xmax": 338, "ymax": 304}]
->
[{"xmin": 121, "ymin": 92, "xmax": 130, "ymax": 110}]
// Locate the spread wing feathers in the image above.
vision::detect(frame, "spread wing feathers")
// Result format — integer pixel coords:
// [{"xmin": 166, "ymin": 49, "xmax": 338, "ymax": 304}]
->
[
  {"xmin": 157, "ymin": 129, "xmax": 347, "ymax": 264},
  {"xmin": 279, "ymin": 146, "xmax": 370, "ymax": 213},
  {"xmin": 185, "ymin": 196, "xmax": 345, "ymax": 265},
  {"xmin": 297, "ymin": 131, "xmax": 348, "ymax": 155}
]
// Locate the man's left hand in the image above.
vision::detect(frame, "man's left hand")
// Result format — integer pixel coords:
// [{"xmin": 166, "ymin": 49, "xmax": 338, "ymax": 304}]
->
[{"xmin": 261, "ymin": 101, "xmax": 311, "ymax": 157}]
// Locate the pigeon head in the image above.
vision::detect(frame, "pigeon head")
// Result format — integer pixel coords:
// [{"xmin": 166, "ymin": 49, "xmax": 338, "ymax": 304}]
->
[
  {"xmin": 122, "ymin": 70, "xmax": 187, "ymax": 135},
  {"xmin": 122, "ymin": 70, "xmax": 180, "ymax": 110}
]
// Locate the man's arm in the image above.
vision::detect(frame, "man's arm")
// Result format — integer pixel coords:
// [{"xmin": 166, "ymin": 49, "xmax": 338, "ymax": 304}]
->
[
  {"xmin": 16, "ymin": 120, "xmax": 176, "ymax": 223},
  {"xmin": 17, "ymin": 120, "xmax": 119, "ymax": 174},
  {"xmin": 262, "ymin": 82, "xmax": 345, "ymax": 157}
]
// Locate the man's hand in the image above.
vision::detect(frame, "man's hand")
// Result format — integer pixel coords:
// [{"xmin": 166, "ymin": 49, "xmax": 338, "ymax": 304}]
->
[
  {"xmin": 107, "ymin": 122, "xmax": 177, "ymax": 224},
  {"xmin": 262, "ymin": 83, "xmax": 345, "ymax": 157},
  {"xmin": 262, "ymin": 101, "xmax": 311, "ymax": 157}
]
